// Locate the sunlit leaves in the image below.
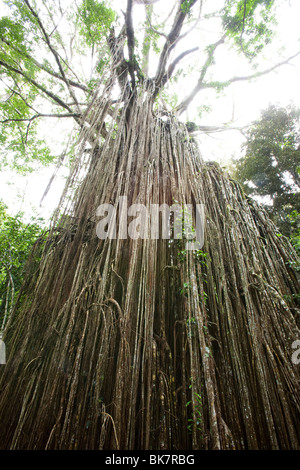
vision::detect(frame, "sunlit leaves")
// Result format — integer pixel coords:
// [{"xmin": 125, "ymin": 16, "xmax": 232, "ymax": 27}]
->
[
  {"xmin": 0, "ymin": 201, "xmax": 45, "ymax": 320},
  {"xmin": 0, "ymin": 16, "xmax": 37, "ymax": 78},
  {"xmin": 77, "ymin": 0, "xmax": 115, "ymax": 47},
  {"xmin": 234, "ymin": 104, "xmax": 300, "ymax": 236},
  {"xmin": 4, "ymin": 0, "xmax": 41, "ymax": 43},
  {"xmin": 0, "ymin": 81, "xmax": 55, "ymax": 172},
  {"xmin": 222, "ymin": 0, "xmax": 276, "ymax": 60},
  {"xmin": 0, "ymin": 16, "xmax": 25, "ymax": 49},
  {"xmin": 180, "ymin": 0, "xmax": 194, "ymax": 15}
]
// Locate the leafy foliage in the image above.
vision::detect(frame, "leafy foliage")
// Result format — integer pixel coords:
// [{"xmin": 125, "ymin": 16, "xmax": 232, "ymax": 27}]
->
[
  {"xmin": 0, "ymin": 0, "xmax": 294, "ymax": 173},
  {"xmin": 77, "ymin": 0, "xmax": 115, "ymax": 48},
  {"xmin": 289, "ymin": 210, "xmax": 300, "ymax": 256},
  {"xmin": 222, "ymin": 0, "xmax": 276, "ymax": 60},
  {"xmin": 0, "ymin": 201, "xmax": 45, "ymax": 326},
  {"xmin": 0, "ymin": 0, "xmax": 116, "ymax": 173},
  {"xmin": 0, "ymin": 16, "xmax": 28, "ymax": 62},
  {"xmin": 233, "ymin": 104, "xmax": 300, "ymax": 236},
  {"xmin": 0, "ymin": 11, "xmax": 57, "ymax": 171},
  {"xmin": 0, "ymin": 1, "xmax": 299, "ymax": 451},
  {"xmin": 181, "ymin": 0, "xmax": 194, "ymax": 15},
  {"xmin": 0, "ymin": 104, "xmax": 55, "ymax": 173}
]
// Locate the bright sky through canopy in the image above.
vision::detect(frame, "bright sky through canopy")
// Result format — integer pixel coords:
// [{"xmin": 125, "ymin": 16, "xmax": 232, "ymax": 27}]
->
[{"xmin": 0, "ymin": 0, "xmax": 299, "ymax": 220}]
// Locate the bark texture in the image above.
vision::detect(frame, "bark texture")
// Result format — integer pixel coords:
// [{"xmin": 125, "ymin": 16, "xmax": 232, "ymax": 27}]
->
[{"xmin": 0, "ymin": 83, "xmax": 299, "ymax": 450}]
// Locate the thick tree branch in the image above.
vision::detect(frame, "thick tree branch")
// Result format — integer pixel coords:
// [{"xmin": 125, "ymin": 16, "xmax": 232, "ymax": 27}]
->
[
  {"xmin": 144, "ymin": 7, "xmax": 168, "ymax": 40},
  {"xmin": 147, "ymin": 23, "xmax": 168, "ymax": 40},
  {"xmin": 154, "ymin": 0, "xmax": 199, "ymax": 91},
  {"xmin": 161, "ymin": 47, "xmax": 199, "ymax": 88}
]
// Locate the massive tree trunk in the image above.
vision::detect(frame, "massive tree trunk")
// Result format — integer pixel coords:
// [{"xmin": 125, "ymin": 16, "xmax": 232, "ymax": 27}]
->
[{"xmin": 0, "ymin": 82, "xmax": 299, "ymax": 450}]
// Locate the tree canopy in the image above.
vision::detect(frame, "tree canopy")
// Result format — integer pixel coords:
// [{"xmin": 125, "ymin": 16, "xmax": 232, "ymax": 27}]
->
[
  {"xmin": 1, "ymin": 0, "xmax": 299, "ymax": 173},
  {"xmin": 233, "ymin": 104, "xmax": 300, "ymax": 236},
  {"xmin": 0, "ymin": 0, "xmax": 300, "ymax": 452}
]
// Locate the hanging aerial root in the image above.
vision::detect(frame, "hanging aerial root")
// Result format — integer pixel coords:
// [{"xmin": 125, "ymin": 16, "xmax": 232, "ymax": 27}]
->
[{"xmin": 0, "ymin": 83, "xmax": 299, "ymax": 450}]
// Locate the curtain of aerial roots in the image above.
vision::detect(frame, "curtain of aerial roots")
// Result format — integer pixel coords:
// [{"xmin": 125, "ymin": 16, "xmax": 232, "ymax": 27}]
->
[{"xmin": 0, "ymin": 80, "xmax": 299, "ymax": 450}]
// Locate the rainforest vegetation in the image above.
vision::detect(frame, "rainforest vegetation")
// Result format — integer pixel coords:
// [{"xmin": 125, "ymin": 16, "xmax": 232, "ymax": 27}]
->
[{"xmin": 0, "ymin": 0, "xmax": 299, "ymax": 450}]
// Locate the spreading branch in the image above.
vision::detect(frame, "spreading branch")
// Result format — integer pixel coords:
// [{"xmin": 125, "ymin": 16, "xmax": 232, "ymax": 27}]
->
[
  {"xmin": 205, "ymin": 50, "xmax": 300, "ymax": 88},
  {"xmin": 154, "ymin": 0, "xmax": 199, "ymax": 92},
  {"xmin": 23, "ymin": 0, "xmax": 81, "ymax": 111},
  {"xmin": 177, "ymin": 0, "xmax": 204, "ymax": 43},
  {"xmin": 0, "ymin": 59, "xmax": 81, "ymax": 123},
  {"xmin": 160, "ymin": 47, "xmax": 199, "ymax": 89},
  {"xmin": 176, "ymin": 35, "xmax": 225, "ymax": 114},
  {"xmin": 107, "ymin": 27, "xmax": 130, "ymax": 92},
  {"xmin": 177, "ymin": 48, "xmax": 300, "ymax": 115}
]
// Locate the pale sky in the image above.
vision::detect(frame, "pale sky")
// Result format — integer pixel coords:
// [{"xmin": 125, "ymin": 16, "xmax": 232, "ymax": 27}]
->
[{"xmin": 0, "ymin": 0, "xmax": 300, "ymax": 220}]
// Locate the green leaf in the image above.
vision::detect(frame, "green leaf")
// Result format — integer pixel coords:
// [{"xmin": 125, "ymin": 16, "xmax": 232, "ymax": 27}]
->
[
  {"xmin": 222, "ymin": 0, "xmax": 276, "ymax": 60},
  {"xmin": 77, "ymin": 0, "xmax": 115, "ymax": 47},
  {"xmin": 0, "ymin": 201, "xmax": 46, "ymax": 324}
]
